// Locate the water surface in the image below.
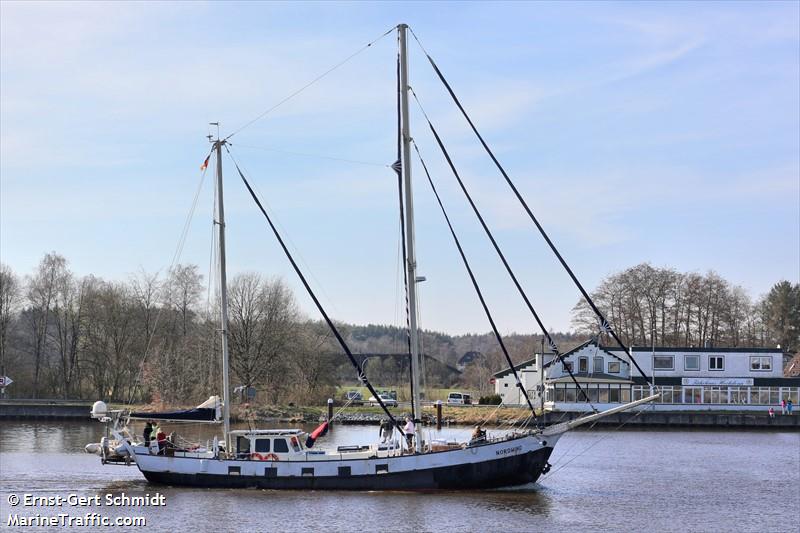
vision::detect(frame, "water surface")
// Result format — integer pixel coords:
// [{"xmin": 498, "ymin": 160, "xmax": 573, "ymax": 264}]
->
[{"xmin": 0, "ymin": 421, "xmax": 797, "ymax": 532}]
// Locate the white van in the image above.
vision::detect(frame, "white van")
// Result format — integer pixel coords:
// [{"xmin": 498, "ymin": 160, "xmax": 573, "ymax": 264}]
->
[{"xmin": 446, "ymin": 392, "xmax": 472, "ymax": 405}]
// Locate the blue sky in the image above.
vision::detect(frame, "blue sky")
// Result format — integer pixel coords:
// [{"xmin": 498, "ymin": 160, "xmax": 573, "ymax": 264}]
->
[{"xmin": 1, "ymin": 1, "xmax": 798, "ymax": 334}]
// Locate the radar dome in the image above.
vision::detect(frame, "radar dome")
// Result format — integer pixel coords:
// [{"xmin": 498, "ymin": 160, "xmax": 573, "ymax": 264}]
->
[{"xmin": 91, "ymin": 400, "xmax": 108, "ymax": 419}]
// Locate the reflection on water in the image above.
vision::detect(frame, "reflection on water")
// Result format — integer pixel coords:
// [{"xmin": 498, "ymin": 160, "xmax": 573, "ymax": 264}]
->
[{"xmin": 1, "ymin": 420, "xmax": 798, "ymax": 532}]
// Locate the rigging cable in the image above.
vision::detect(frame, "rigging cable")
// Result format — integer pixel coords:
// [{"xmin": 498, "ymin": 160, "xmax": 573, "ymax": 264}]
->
[
  {"xmin": 408, "ymin": 27, "xmax": 654, "ymax": 388},
  {"xmin": 225, "ymin": 147, "xmax": 404, "ymax": 434},
  {"xmin": 232, "ymin": 143, "xmax": 388, "ymax": 168},
  {"xmin": 410, "ymin": 88, "xmax": 595, "ymax": 409},
  {"xmin": 225, "ymin": 25, "xmax": 397, "ymax": 141},
  {"xmin": 124, "ymin": 148, "xmax": 214, "ymax": 408},
  {"xmin": 412, "ymin": 142, "xmax": 538, "ymax": 420}
]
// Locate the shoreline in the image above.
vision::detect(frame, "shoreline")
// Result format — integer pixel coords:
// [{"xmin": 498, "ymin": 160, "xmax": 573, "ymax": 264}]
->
[{"xmin": 1, "ymin": 399, "xmax": 797, "ymax": 429}]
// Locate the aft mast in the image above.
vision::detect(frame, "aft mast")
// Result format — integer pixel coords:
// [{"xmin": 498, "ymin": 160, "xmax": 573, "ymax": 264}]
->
[
  {"xmin": 398, "ymin": 23, "xmax": 423, "ymax": 453},
  {"xmin": 212, "ymin": 134, "xmax": 232, "ymax": 455}
]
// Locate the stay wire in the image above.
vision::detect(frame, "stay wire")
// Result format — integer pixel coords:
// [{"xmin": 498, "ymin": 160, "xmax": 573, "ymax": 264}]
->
[
  {"xmin": 225, "ymin": 145, "xmax": 344, "ymax": 319},
  {"xmin": 225, "ymin": 25, "xmax": 397, "ymax": 141},
  {"xmin": 408, "ymin": 26, "xmax": 653, "ymax": 388},
  {"xmin": 224, "ymin": 146, "xmax": 405, "ymax": 435},
  {"xmin": 232, "ymin": 143, "xmax": 388, "ymax": 168},
  {"xmin": 410, "ymin": 88, "xmax": 595, "ymax": 409},
  {"xmin": 125, "ymin": 148, "xmax": 213, "ymax": 408},
  {"xmin": 543, "ymin": 406, "xmax": 648, "ymax": 480},
  {"xmin": 411, "ymin": 141, "xmax": 538, "ymax": 421}
]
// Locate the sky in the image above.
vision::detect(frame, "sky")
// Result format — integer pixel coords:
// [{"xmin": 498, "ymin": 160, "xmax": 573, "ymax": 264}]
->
[{"xmin": 1, "ymin": 1, "xmax": 798, "ymax": 335}]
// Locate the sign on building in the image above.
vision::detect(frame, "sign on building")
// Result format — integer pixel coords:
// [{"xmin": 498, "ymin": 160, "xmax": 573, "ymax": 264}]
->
[{"xmin": 681, "ymin": 377, "xmax": 753, "ymax": 386}]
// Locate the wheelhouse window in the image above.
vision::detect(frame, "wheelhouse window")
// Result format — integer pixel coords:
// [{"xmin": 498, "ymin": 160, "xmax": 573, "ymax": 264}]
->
[
  {"xmin": 593, "ymin": 356, "xmax": 604, "ymax": 374},
  {"xmin": 579, "ymin": 357, "xmax": 588, "ymax": 373},
  {"xmin": 608, "ymin": 361, "xmax": 620, "ymax": 374},
  {"xmin": 709, "ymin": 355, "xmax": 724, "ymax": 371},
  {"xmin": 273, "ymin": 439, "xmax": 289, "ymax": 453},
  {"xmin": 684, "ymin": 355, "xmax": 700, "ymax": 371},
  {"xmin": 255, "ymin": 439, "xmax": 270, "ymax": 453},
  {"xmin": 237, "ymin": 436, "xmax": 250, "ymax": 454},
  {"xmin": 750, "ymin": 356, "xmax": 772, "ymax": 371},
  {"xmin": 653, "ymin": 355, "xmax": 674, "ymax": 370}
]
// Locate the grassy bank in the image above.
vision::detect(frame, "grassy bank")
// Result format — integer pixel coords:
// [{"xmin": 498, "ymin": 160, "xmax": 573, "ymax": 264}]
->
[{"xmin": 113, "ymin": 401, "xmax": 539, "ymax": 426}]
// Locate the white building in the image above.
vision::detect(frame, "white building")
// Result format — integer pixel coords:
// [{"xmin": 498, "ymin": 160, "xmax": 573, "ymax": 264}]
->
[{"xmin": 493, "ymin": 340, "xmax": 799, "ymax": 412}]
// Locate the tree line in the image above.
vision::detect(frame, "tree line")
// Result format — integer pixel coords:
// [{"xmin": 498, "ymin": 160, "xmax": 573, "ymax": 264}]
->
[
  {"xmin": 0, "ymin": 254, "xmax": 340, "ymax": 405},
  {"xmin": 571, "ymin": 263, "xmax": 799, "ymax": 351},
  {"xmin": 1, "ymin": 255, "xmax": 795, "ymax": 403}
]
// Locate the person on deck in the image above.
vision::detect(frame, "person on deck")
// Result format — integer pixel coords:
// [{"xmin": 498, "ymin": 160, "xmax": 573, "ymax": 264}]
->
[
  {"xmin": 379, "ymin": 419, "xmax": 394, "ymax": 443},
  {"xmin": 403, "ymin": 417, "xmax": 415, "ymax": 451},
  {"xmin": 470, "ymin": 425, "xmax": 486, "ymax": 443},
  {"xmin": 788, "ymin": 399, "xmax": 794, "ymax": 415},
  {"xmin": 143, "ymin": 422, "xmax": 153, "ymax": 445},
  {"xmin": 781, "ymin": 398, "xmax": 787, "ymax": 415},
  {"xmin": 156, "ymin": 427, "xmax": 167, "ymax": 454}
]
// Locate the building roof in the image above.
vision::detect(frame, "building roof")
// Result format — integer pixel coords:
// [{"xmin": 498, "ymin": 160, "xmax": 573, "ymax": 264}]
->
[
  {"xmin": 608, "ymin": 346, "xmax": 784, "ymax": 354},
  {"xmin": 492, "ymin": 351, "xmax": 558, "ymax": 379},
  {"xmin": 543, "ymin": 339, "xmax": 629, "ymax": 369}
]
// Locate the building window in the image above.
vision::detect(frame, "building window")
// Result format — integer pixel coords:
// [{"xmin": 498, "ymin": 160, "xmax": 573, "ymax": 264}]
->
[
  {"xmin": 563, "ymin": 361, "xmax": 573, "ymax": 373},
  {"xmin": 750, "ymin": 356, "xmax": 772, "ymax": 371},
  {"xmin": 709, "ymin": 355, "xmax": 724, "ymax": 371},
  {"xmin": 593, "ymin": 356, "xmax": 604, "ymax": 374},
  {"xmin": 653, "ymin": 355, "xmax": 674, "ymax": 370},
  {"xmin": 608, "ymin": 361, "xmax": 620, "ymax": 373},
  {"xmin": 684, "ymin": 355, "xmax": 700, "ymax": 371},
  {"xmin": 504, "ymin": 383, "xmax": 508, "ymax": 387},
  {"xmin": 579, "ymin": 357, "xmax": 588, "ymax": 373}
]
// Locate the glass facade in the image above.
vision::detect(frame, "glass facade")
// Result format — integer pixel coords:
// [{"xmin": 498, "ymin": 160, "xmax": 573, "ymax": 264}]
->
[{"xmin": 548, "ymin": 382, "xmax": 799, "ymax": 406}]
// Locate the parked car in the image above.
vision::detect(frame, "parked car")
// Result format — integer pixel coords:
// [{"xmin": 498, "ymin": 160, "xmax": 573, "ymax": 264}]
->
[
  {"xmin": 368, "ymin": 394, "xmax": 398, "ymax": 407},
  {"xmin": 447, "ymin": 392, "xmax": 472, "ymax": 405},
  {"xmin": 343, "ymin": 390, "xmax": 363, "ymax": 405}
]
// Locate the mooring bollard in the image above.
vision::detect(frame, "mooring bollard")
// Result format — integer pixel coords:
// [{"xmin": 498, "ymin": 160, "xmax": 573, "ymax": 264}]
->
[
  {"xmin": 327, "ymin": 398, "xmax": 334, "ymax": 429},
  {"xmin": 436, "ymin": 400, "xmax": 442, "ymax": 430}
]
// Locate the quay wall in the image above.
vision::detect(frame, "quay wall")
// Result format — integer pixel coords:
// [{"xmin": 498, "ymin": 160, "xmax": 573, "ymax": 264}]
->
[
  {"xmin": 0, "ymin": 399, "xmax": 92, "ymax": 419},
  {"xmin": 546, "ymin": 410, "xmax": 800, "ymax": 429}
]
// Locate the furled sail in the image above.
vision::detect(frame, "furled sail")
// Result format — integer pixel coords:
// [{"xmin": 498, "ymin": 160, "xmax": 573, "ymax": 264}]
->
[
  {"xmin": 305, "ymin": 421, "xmax": 329, "ymax": 448},
  {"xmin": 129, "ymin": 396, "xmax": 221, "ymax": 422}
]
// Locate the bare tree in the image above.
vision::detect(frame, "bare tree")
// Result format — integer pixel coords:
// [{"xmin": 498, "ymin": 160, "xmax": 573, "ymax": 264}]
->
[
  {"xmin": 50, "ymin": 267, "xmax": 87, "ymax": 398},
  {"xmin": 26, "ymin": 253, "xmax": 66, "ymax": 397},
  {"xmin": 0, "ymin": 263, "xmax": 21, "ymax": 397},
  {"xmin": 228, "ymin": 274, "xmax": 299, "ymax": 402}
]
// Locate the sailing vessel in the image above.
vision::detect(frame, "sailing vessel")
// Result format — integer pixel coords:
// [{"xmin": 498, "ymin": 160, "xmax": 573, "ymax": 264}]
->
[{"xmin": 87, "ymin": 24, "xmax": 657, "ymax": 490}]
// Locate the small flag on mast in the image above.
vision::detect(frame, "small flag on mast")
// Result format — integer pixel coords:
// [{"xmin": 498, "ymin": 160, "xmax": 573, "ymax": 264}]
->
[{"xmin": 200, "ymin": 155, "xmax": 210, "ymax": 171}]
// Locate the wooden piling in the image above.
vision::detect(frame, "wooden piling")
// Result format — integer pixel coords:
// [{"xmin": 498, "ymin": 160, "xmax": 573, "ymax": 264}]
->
[
  {"xmin": 327, "ymin": 398, "xmax": 334, "ymax": 428},
  {"xmin": 436, "ymin": 400, "xmax": 442, "ymax": 430}
]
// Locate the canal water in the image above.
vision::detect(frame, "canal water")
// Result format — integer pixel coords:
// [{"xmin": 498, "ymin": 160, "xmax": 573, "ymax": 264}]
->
[{"xmin": 0, "ymin": 420, "xmax": 797, "ymax": 532}]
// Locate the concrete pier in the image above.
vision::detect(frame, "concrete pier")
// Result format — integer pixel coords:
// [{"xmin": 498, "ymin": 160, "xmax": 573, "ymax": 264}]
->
[
  {"xmin": 550, "ymin": 410, "xmax": 800, "ymax": 429},
  {"xmin": 0, "ymin": 399, "xmax": 92, "ymax": 419}
]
